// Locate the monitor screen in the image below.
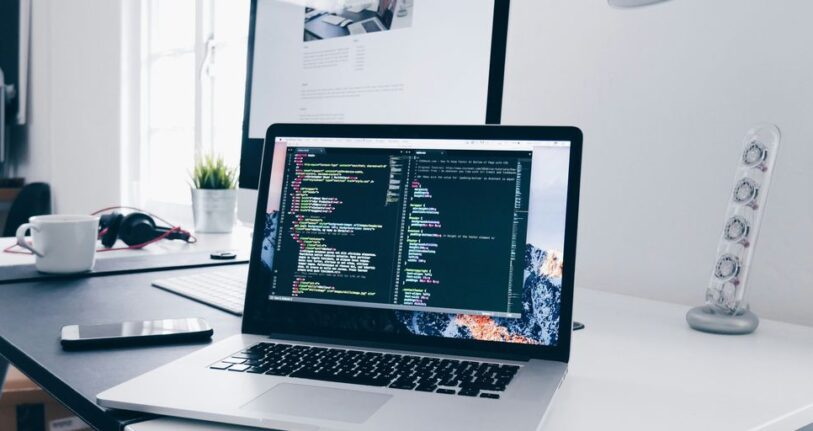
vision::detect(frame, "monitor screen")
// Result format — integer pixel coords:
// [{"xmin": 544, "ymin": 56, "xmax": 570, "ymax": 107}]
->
[
  {"xmin": 257, "ymin": 135, "xmax": 571, "ymax": 346},
  {"xmin": 239, "ymin": 0, "xmax": 510, "ymax": 193}
]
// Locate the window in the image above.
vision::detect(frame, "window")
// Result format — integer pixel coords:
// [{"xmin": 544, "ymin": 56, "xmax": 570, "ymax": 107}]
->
[{"xmin": 139, "ymin": 0, "xmax": 250, "ymax": 210}]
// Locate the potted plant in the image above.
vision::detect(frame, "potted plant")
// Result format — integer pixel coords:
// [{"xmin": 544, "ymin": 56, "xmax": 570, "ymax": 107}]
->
[{"xmin": 190, "ymin": 155, "xmax": 238, "ymax": 233}]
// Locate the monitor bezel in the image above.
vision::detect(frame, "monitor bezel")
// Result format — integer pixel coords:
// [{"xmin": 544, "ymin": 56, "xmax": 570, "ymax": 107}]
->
[
  {"xmin": 238, "ymin": 0, "xmax": 512, "ymax": 191},
  {"xmin": 243, "ymin": 123, "xmax": 582, "ymax": 363}
]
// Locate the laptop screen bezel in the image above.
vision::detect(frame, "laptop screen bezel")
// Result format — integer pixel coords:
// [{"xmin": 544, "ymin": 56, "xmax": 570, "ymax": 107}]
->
[{"xmin": 243, "ymin": 124, "xmax": 582, "ymax": 363}]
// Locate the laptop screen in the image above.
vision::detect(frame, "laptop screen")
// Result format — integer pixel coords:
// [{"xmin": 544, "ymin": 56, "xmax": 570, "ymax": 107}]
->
[{"xmin": 256, "ymin": 135, "xmax": 572, "ymax": 347}]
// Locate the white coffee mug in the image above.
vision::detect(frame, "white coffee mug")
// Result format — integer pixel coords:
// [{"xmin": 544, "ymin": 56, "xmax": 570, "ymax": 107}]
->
[{"xmin": 16, "ymin": 215, "xmax": 100, "ymax": 274}]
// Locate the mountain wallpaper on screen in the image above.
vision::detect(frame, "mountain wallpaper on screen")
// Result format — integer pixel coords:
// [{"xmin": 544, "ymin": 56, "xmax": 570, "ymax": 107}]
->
[{"xmin": 396, "ymin": 245, "xmax": 562, "ymax": 346}]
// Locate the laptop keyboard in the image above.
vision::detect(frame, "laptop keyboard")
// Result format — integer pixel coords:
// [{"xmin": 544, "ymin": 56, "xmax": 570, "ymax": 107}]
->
[
  {"xmin": 362, "ymin": 20, "xmax": 382, "ymax": 32},
  {"xmin": 210, "ymin": 342, "xmax": 519, "ymax": 399}
]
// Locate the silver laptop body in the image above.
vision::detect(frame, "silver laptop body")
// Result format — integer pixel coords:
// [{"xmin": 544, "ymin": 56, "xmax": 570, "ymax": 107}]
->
[{"xmin": 98, "ymin": 124, "xmax": 583, "ymax": 431}]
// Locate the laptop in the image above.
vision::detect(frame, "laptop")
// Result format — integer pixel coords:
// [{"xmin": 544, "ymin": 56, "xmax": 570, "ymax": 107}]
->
[
  {"xmin": 98, "ymin": 124, "xmax": 583, "ymax": 430},
  {"xmin": 347, "ymin": 17, "xmax": 386, "ymax": 35}
]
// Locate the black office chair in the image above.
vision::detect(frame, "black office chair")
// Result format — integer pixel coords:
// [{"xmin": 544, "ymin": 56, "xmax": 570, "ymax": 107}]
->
[
  {"xmin": 0, "ymin": 356, "xmax": 7, "ymax": 399},
  {"xmin": 0, "ymin": 183, "xmax": 51, "ymax": 393},
  {"xmin": 2, "ymin": 182, "xmax": 52, "ymax": 237}
]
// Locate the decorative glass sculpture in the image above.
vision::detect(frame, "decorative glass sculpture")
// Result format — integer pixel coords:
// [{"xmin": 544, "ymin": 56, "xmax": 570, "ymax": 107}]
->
[{"xmin": 687, "ymin": 124, "xmax": 781, "ymax": 334}]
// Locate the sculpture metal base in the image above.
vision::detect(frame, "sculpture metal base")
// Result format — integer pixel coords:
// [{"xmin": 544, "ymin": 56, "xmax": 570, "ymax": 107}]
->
[{"xmin": 686, "ymin": 305, "xmax": 759, "ymax": 335}]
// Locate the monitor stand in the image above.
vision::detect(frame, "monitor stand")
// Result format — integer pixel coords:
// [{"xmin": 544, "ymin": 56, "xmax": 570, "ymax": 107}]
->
[{"xmin": 237, "ymin": 187, "xmax": 259, "ymax": 225}]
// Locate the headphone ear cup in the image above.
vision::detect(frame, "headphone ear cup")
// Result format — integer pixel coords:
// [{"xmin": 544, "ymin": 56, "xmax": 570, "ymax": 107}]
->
[
  {"xmin": 118, "ymin": 213, "xmax": 159, "ymax": 246},
  {"xmin": 99, "ymin": 213, "xmax": 123, "ymax": 248}
]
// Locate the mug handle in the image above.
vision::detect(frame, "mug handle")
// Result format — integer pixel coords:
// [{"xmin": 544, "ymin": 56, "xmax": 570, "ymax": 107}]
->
[{"xmin": 16, "ymin": 223, "xmax": 44, "ymax": 257}]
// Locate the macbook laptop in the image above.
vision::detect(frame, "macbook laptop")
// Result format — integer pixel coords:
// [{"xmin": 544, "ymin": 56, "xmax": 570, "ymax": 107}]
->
[
  {"xmin": 347, "ymin": 17, "xmax": 386, "ymax": 35},
  {"xmin": 98, "ymin": 124, "xmax": 583, "ymax": 430}
]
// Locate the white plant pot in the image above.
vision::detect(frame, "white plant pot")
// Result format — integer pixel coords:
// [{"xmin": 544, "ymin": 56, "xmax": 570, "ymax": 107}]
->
[{"xmin": 191, "ymin": 188, "xmax": 237, "ymax": 233}]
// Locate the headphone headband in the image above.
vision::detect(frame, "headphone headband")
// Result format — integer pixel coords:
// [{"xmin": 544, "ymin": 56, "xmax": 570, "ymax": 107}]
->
[{"xmin": 96, "ymin": 208, "xmax": 193, "ymax": 249}]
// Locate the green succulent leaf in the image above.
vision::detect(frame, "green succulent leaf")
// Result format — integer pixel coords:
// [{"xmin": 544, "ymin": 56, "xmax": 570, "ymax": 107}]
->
[{"xmin": 190, "ymin": 154, "xmax": 238, "ymax": 190}]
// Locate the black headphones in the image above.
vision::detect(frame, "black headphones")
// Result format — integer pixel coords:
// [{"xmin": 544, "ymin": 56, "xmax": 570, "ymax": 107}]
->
[{"xmin": 98, "ymin": 212, "xmax": 192, "ymax": 248}]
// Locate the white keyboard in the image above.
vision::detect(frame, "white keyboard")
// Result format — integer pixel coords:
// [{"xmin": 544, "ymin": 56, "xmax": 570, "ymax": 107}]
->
[{"xmin": 152, "ymin": 266, "xmax": 249, "ymax": 316}]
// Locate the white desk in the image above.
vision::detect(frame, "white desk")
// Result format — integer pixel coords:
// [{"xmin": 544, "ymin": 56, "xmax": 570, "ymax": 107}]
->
[
  {"xmin": 125, "ymin": 288, "xmax": 813, "ymax": 431},
  {"xmin": 0, "ymin": 225, "xmax": 254, "ymax": 267}
]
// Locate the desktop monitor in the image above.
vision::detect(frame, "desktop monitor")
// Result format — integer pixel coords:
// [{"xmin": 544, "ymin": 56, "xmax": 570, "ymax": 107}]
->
[{"xmin": 237, "ymin": 0, "xmax": 511, "ymax": 223}]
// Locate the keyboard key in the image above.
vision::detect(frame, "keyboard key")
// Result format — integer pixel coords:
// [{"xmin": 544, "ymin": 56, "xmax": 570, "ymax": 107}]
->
[
  {"xmin": 232, "ymin": 353, "xmax": 262, "ymax": 360},
  {"xmin": 462, "ymin": 380, "xmax": 506, "ymax": 392},
  {"xmin": 228, "ymin": 364, "xmax": 251, "ymax": 372},
  {"xmin": 389, "ymin": 381, "xmax": 416, "ymax": 390},
  {"xmin": 480, "ymin": 393, "xmax": 500, "ymax": 399},
  {"xmin": 439, "ymin": 377, "xmax": 459, "ymax": 387},
  {"xmin": 436, "ymin": 389, "xmax": 456, "ymax": 395},
  {"xmin": 209, "ymin": 362, "xmax": 232, "ymax": 370},
  {"xmin": 458, "ymin": 387, "xmax": 479, "ymax": 397},
  {"xmin": 222, "ymin": 357, "xmax": 246, "ymax": 364},
  {"xmin": 500, "ymin": 365, "xmax": 520, "ymax": 375},
  {"xmin": 248, "ymin": 342, "xmax": 274, "ymax": 352}
]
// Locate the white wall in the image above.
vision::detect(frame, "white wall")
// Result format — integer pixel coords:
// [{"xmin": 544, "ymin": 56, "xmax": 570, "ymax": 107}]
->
[
  {"xmin": 18, "ymin": 0, "xmax": 125, "ymax": 214},
  {"xmin": 502, "ymin": 0, "xmax": 813, "ymax": 325},
  {"xmin": 16, "ymin": 0, "xmax": 813, "ymax": 326}
]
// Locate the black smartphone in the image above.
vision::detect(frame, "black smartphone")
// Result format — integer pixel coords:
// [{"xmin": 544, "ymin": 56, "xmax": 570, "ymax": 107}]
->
[{"xmin": 60, "ymin": 318, "xmax": 213, "ymax": 349}]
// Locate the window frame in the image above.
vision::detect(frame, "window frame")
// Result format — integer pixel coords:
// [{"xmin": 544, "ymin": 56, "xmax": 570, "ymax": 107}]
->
[{"xmin": 130, "ymin": 0, "xmax": 246, "ymax": 223}]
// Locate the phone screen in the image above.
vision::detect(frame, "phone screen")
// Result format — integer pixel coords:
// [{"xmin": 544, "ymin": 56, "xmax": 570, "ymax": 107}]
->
[{"xmin": 74, "ymin": 318, "xmax": 210, "ymax": 339}]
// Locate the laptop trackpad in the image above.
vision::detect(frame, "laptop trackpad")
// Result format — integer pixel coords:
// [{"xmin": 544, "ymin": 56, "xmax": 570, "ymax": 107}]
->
[{"xmin": 241, "ymin": 383, "xmax": 392, "ymax": 424}]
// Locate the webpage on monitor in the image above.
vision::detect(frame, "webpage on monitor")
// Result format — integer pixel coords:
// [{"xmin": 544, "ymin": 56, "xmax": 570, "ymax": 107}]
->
[{"xmin": 248, "ymin": 0, "xmax": 496, "ymax": 138}]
